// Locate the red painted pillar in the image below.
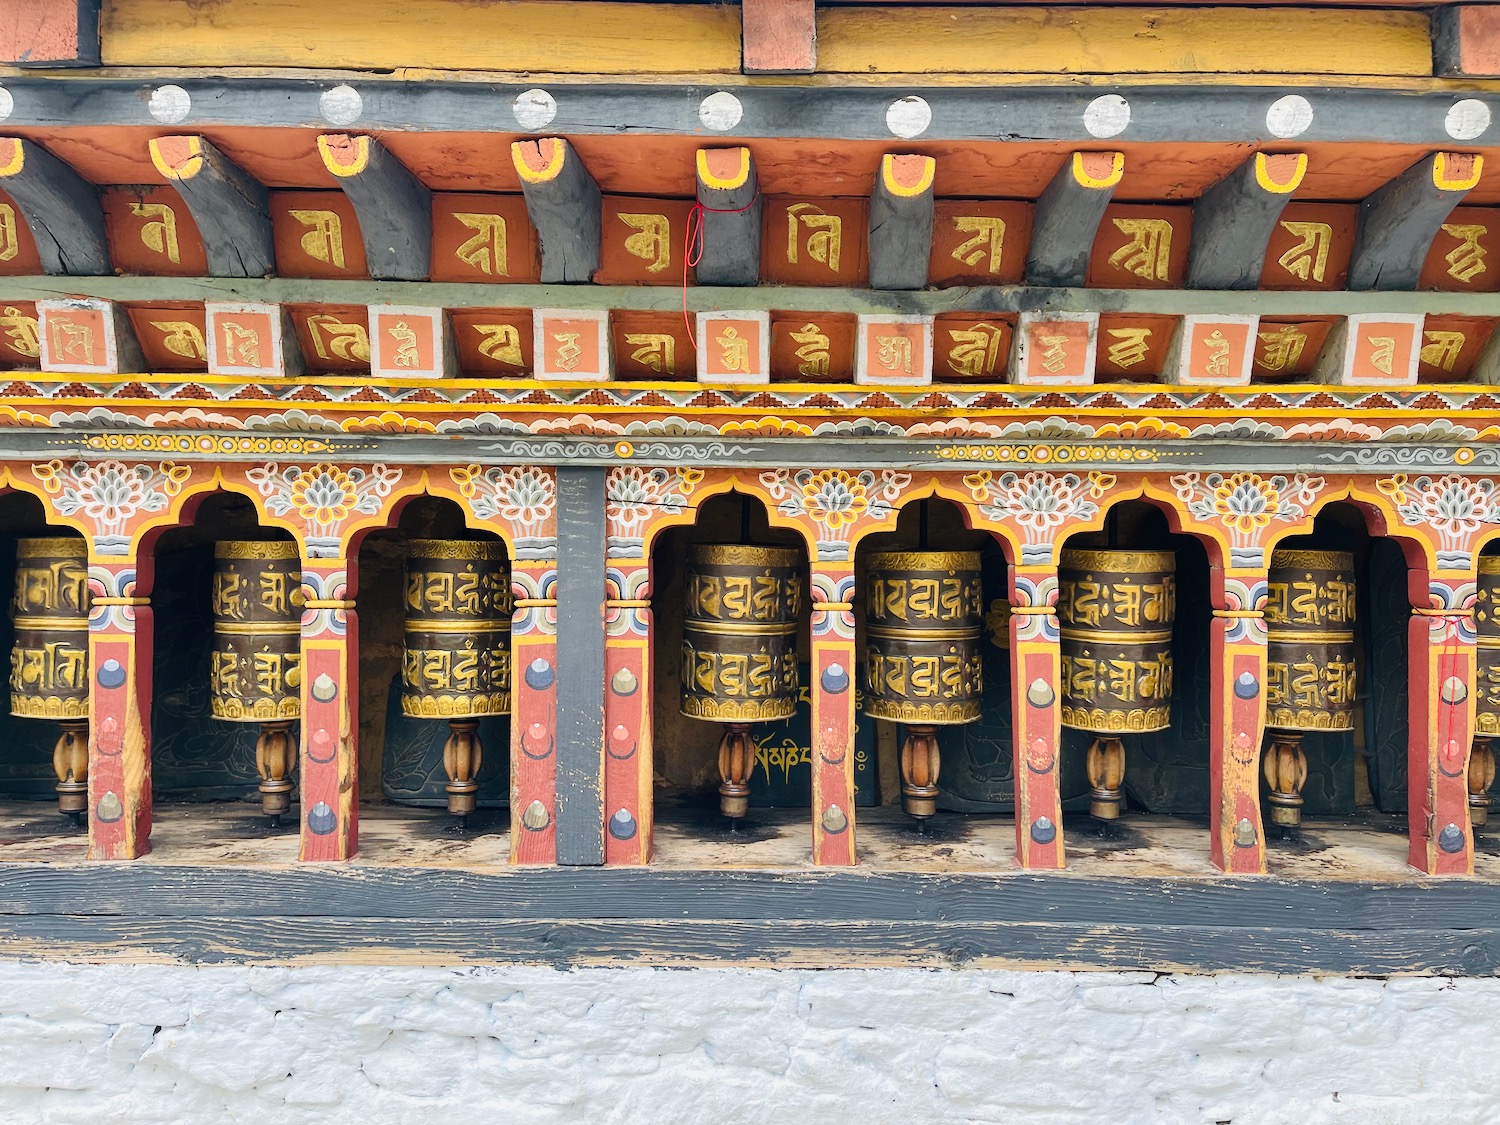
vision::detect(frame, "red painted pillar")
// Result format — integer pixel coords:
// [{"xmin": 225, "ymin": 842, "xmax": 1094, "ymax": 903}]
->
[
  {"xmin": 1408, "ymin": 575, "xmax": 1477, "ymax": 875},
  {"xmin": 1011, "ymin": 566, "xmax": 1065, "ymax": 869},
  {"xmin": 86, "ymin": 558, "xmax": 153, "ymax": 859},
  {"xmin": 810, "ymin": 562, "xmax": 857, "ymax": 865},
  {"xmin": 603, "ymin": 563, "xmax": 652, "ymax": 864},
  {"xmin": 1210, "ymin": 573, "xmax": 1270, "ymax": 874},
  {"xmin": 511, "ymin": 560, "xmax": 559, "ymax": 864},
  {"xmin": 298, "ymin": 558, "xmax": 359, "ymax": 861}
]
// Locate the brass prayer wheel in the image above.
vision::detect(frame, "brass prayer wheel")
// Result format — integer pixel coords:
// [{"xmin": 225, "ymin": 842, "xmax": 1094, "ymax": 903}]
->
[
  {"xmin": 210, "ymin": 541, "xmax": 304, "ymax": 821},
  {"xmin": 1059, "ymin": 548, "xmax": 1176, "ymax": 820},
  {"xmin": 401, "ymin": 539, "xmax": 512, "ymax": 820},
  {"xmin": 1262, "ymin": 548, "xmax": 1357, "ymax": 831},
  {"xmin": 863, "ymin": 550, "xmax": 984, "ymax": 821},
  {"xmin": 1471, "ymin": 557, "xmax": 1500, "ymax": 827},
  {"xmin": 680, "ymin": 543, "xmax": 803, "ymax": 821},
  {"xmin": 9, "ymin": 537, "xmax": 90, "ymax": 820}
]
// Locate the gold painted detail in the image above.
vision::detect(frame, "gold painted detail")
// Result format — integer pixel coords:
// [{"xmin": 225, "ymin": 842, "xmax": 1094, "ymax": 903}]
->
[
  {"xmin": 409, "ymin": 539, "xmax": 505, "ymax": 562},
  {"xmin": 1440, "ymin": 223, "xmax": 1487, "ymax": 284},
  {"xmin": 863, "ymin": 698, "xmax": 982, "ymax": 724},
  {"xmin": 947, "ymin": 323, "xmax": 1006, "ymax": 378},
  {"xmin": 624, "ymin": 333, "xmax": 675, "ymax": 374},
  {"xmin": 453, "ymin": 213, "xmax": 508, "ymax": 276},
  {"xmin": 150, "ymin": 320, "xmax": 206, "ymax": 361},
  {"xmin": 220, "ymin": 321, "xmax": 262, "ymax": 367},
  {"xmin": 211, "ymin": 696, "xmax": 301, "ymax": 722},
  {"xmin": 215, "ymin": 541, "xmax": 299, "ymax": 561},
  {"xmin": 1276, "ymin": 221, "xmax": 1331, "ymax": 282},
  {"xmin": 936, "ymin": 444, "xmax": 1159, "ymax": 463},
  {"xmin": 618, "ymin": 212, "xmax": 671, "ymax": 273},
  {"xmin": 680, "ymin": 695, "xmax": 798, "ymax": 723},
  {"xmin": 875, "ymin": 333, "xmax": 913, "ymax": 376},
  {"xmin": 1256, "ymin": 325, "xmax": 1308, "ymax": 372},
  {"xmin": 401, "ymin": 692, "xmax": 511, "ymax": 719},
  {"xmin": 715, "ymin": 326, "xmax": 750, "ymax": 374},
  {"xmin": 132, "ymin": 202, "xmax": 181, "ymax": 264},
  {"xmin": 474, "ymin": 324, "xmax": 523, "ymax": 366},
  {"xmin": 83, "ymin": 434, "xmax": 329, "ymax": 455},
  {"xmin": 0, "ymin": 204, "xmax": 17, "ymax": 262},
  {"xmin": 48, "ymin": 316, "xmax": 95, "ymax": 366},
  {"xmin": 552, "ymin": 331, "xmax": 583, "ymax": 372},
  {"xmin": 306, "ymin": 314, "xmax": 370, "ymax": 363},
  {"xmin": 9, "ymin": 695, "xmax": 88, "ymax": 720},
  {"xmin": 790, "ymin": 323, "xmax": 830, "ymax": 377},
  {"xmin": 951, "ymin": 216, "xmax": 1005, "ymax": 274},
  {"xmin": 1368, "ymin": 336, "xmax": 1396, "ymax": 377},
  {"xmin": 786, "ymin": 203, "xmax": 842, "ymax": 272},
  {"xmin": 1060, "ymin": 549, "xmax": 1176, "ymax": 574},
  {"xmin": 1105, "ymin": 327, "xmax": 1152, "ymax": 369},
  {"xmin": 0, "ymin": 305, "xmax": 39, "ymax": 358},
  {"xmin": 1265, "ymin": 706, "xmax": 1355, "ymax": 733},
  {"xmin": 1107, "ymin": 218, "xmax": 1173, "ymax": 281},
  {"xmin": 1060, "ymin": 704, "xmax": 1171, "ymax": 734},
  {"xmin": 1421, "ymin": 331, "xmax": 1466, "ymax": 373},
  {"xmin": 389, "ymin": 320, "xmax": 421, "ymax": 367},
  {"xmin": 289, "ymin": 209, "xmax": 346, "ymax": 268},
  {"xmin": 1039, "ymin": 334, "xmax": 1071, "ymax": 373}
]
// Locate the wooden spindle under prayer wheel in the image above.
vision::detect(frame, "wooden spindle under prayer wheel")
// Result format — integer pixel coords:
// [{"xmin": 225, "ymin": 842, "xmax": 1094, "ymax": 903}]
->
[
  {"xmin": 1471, "ymin": 557, "xmax": 1500, "ymax": 829},
  {"xmin": 680, "ymin": 544, "xmax": 803, "ymax": 824},
  {"xmin": 1262, "ymin": 549, "xmax": 1357, "ymax": 833},
  {"xmin": 400, "ymin": 540, "xmax": 512, "ymax": 823},
  {"xmin": 9, "ymin": 537, "xmax": 90, "ymax": 823},
  {"xmin": 209, "ymin": 541, "xmax": 304, "ymax": 825},
  {"xmin": 862, "ymin": 551, "xmax": 984, "ymax": 824},
  {"xmin": 1058, "ymin": 549, "xmax": 1176, "ymax": 821}
]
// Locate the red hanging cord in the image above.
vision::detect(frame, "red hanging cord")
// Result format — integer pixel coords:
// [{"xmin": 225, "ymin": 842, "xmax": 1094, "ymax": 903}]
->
[{"xmin": 682, "ymin": 192, "xmax": 761, "ymax": 351}]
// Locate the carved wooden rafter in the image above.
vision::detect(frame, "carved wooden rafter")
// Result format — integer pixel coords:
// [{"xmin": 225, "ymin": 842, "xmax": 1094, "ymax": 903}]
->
[
  {"xmin": 318, "ymin": 133, "xmax": 432, "ymax": 281},
  {"xmin": 511, "ymin": 138, "xmax": 601, "ymax": 284},
  {"xmin": 150, "ymin": 135, "xmax": 274, "ymax": 279},
  {"xmin": 868, "ymin": 154, "xmax": 936, "ymax": 291},
  {"xmin": 1348, "ymin": 151, "xmax": 1483, "ymax": 291},
  {"xmin": 1026, "ymin": 151, "xmax": 1124, "ymax": 288},
  {"xmin": 694, "ymin": 148, "xmax": 761, "ymax": 287},
  {"xmin": 1187, "ymin": 152, "xmax": 1307, "ymax": 290},
  {"xmin": 0, "ymin": 137, "xmax": 109, "ymax": 275}
]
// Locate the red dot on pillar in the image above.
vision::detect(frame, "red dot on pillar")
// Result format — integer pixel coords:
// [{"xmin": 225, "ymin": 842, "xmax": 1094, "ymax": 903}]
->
[
  {"xmin": 611, "ymin": 725, "xmax": 630, "ymax": 744},
  {"xmin": 101, "ymin": 717, "xmax": 117, "ymax": 734},
  {"xmin": 529, "ymin": 723, "xmax": 547, "ymax": 740},
  {"xmin": 313, "ymin": 728, "xmax": 331, "ymax": 747}
]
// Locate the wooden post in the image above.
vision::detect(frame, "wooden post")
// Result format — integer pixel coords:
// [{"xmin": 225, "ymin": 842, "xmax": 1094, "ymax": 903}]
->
[
  {"xmin": 810, "ymin": 562, "xmax": 857, "ymax": 865},
  {"xmin": 511, "ymin": 559, "xmax": 560, "ymax": 864},
  {"xmin": 868, "ymin": 154, "xmax": 935, "ymax": 291},
  {"xmin": 604, "ymin": 563, "xmax": 653, "ymax": 865},
  {"xmin": 1408, "ymin": 576, "xmax": 1478, "ymax": 875},
  {"xmin": 1010, "ymin": 566, "xmax": 1066, "ymax": 869},
  {"xmin": 511, "ymin": 138, "xmax": 601, "ymax": 284},
  {"xmin": 86, "ymin": 559, "xmax": 153, "ymax": 860},
  {"xmin": 1210, "ymin": 574, "xmax": 1270, "ymax": 873},
  {"xmin": 297, "ymin": 558, "xmax": 359, "ymax": 861},
  {"xmin": 318, "ymin": 134, "xmax": 432, "ymax": 281}
]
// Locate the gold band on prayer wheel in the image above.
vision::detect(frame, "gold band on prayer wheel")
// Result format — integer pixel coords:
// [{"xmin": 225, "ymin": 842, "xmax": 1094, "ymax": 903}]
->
[
  {"xmin": 1265, "ymin": 548, "xmax": 1356, "ymax": 733},
  {"xmin": 9, "ymin": 537, "xmax": 90, "ymax": 720},
  {"xmin": 1476, "ymin": 556, "xmax": 1500, "ymax": 736},
  {"xmin": 401, "ymin": 538, "xmax": 513, "ymax": 719},
  {"xmin": 209, "ymin": 540, "xmax": 303, "ymax": 722}
]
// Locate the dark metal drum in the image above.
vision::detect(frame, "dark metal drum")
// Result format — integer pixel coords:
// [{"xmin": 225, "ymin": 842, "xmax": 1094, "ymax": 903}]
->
[
  {"xmin": 680, "ymin": 544, "xmax": 803, "ymax": 723},
  {"xmin": 1265, "ymin": 549, "xmax": 1357, "ymax": 732},
  {"xmin": 1058, "ymin": 548, "xmax": 1175, "ymax": 734},
  {"xmin": 862, "ymin": 550, "xmax": 984, "ymax": 724},
  {"xmin": 210, "ymin": 541, "xmax": 303, "ymax": 722},
  {"xmin": 401, "ymin": 539, "xmax": 512, "ymax": 719},
  {"xmin": 9, "ymin": 536, "xmax": 89, "ymax": 720},
  {"xmin": 1474, "ymin": 557, "xmax": 1500, "ymax": 738}
]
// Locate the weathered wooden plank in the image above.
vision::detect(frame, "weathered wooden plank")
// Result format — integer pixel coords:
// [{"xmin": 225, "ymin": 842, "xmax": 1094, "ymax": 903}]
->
[
  {"xmin": 1187, "ymin": 152, "xmax": 1306, "ymax": 290},
  {"xmin": 1434, "ymin": 4, "xmax": 1500, "ymax": 78},
  {"xmin": 742, "ymin": 0, "xmax": 816, "ymax": 74},
  {"xmin": 695, "ymin": 148, "xmax": 762, "ymax": 288},
  {"xmin": 512, "ymin": 139, "xmax": 601, "ymax": 285},
  {"xmin": 868, "ymin": 154, "xmax": 936, "ymax": 291},
  {"xmin": 1026, "ymin": 152, "xmax": 1123, "ymax": 288},
  {"xmin": 554, "ymin": 467, "xmax": 607, "ymax": 866},
  {"xmin": 149, "ymin": 135, "xmax": 274, "ymax": 279},
  {"xmin": 0, "ymin": 0, "xmax": 99, "ymax": 66},
  {"xmin": 318, "ymin": 134, "xmax": 432, "ymax": 282},
  {"xmin": 1349, "ymin": 152, "xmax": 1483, "ymax": 291},
  {"xmin": 0, "ymin": 138, "xmax": 108, "ymax": 275}
]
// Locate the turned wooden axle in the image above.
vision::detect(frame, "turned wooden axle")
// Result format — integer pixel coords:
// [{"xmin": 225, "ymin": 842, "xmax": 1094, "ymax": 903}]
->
[
  {"xmin": 1086, "ymin": 735, "xmax": 1127, "ymax": 821},
  {"xmin": 254, "ymin": 719, "xmax": 297, "ymax": 824},
  {"xmin": 899, "ymin": 724, "xmax": 942, "ymax": 821},
  {"xmin": 1470, "ymin": 737, "xmax": 1496, "ymax": 830},
  {"xmin": 52, "ymin": 719, "xmax": 89, "ymax": 825},
  {"xmin": 442, "ymin": 718, "xmax": 483, "ymax": 820},
  {"xmin": 717, "ymin": 722, "xmax": 756, "ymax": 821},
  {"xmin": 1263, "ymin": 731, "xmax": 1310, "ymax": 830}
]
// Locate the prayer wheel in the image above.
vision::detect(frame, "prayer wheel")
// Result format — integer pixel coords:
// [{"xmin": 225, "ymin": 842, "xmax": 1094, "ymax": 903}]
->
[
  {"xmin": 680, "ymin": 544, "xmax": 803, "ymax": 822},
  {"xmin": 210, "ymin": 541, "xmax": 304, "ymax": 823},
  {"xmin": 401, "ymin": 539, "xmax": 512, "ymax": 822},
  {"xmin": 1471, "ymin": 557, "xmax": 1500, "ymax": 828},
  {"xmin": 1262, "ymin": 549, "xmax": 1357, "ymax": 831},
  {"xmin": 863, "ymin": 550, "xmax": 984, "ymax": 821},
  {"xmin": 9, "ymin": 537, "xmax": 90, "ymax": 822},
  {"xmin": 1058, "ymin": 548, "xmax": 1176, "ymax": 820}
]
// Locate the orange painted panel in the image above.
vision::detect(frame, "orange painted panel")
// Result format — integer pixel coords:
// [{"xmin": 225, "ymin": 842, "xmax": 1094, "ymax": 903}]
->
[
  {"xmin": 0, "ymin": 301, "xmax": 40, "ymax": 369},
  {"xmin": 597, "ymin": 197, "xmax": 695, "ymax": 286},
  {"xmin": 0, "ymin": 188, "xmax": 42, "ymax": 275},
  {"xmin": 931, "ymin": 313, "xmax": 1014, "ymax": 382},
  {"xmin": 102, "ymin": 186, "xmax": 208, "ymax": 276},
  {"xmin": 763, "ymin": 197, "xmax": 868, "ymax": 287},
  {"xmin": 1250, "ymin": 317, "xmax": 1334, "ymax": 382},
  {"xmin": 1087, "ymin": 204, "xmax": 1191, "ymax": 289},
  {"xmin": 1096, "ymin": 314, "xmax": 1177, "ymax": 381},
  {"xmin": 127, "ymin": 303, "xmax": 208, "ymax": 372},
  {"xmin": 450, "ymin": 308, "xmax": 533, "ymax": 378},
  {"xmin": 929, "ymin": 200, "xmax": 1032, "ymax": 286},
  {"xmin": 1417, "ymin": 314, "xmax": 1499, "ymax": 381},
  {"xmin": 286, "ymin": 304, "xmax": 371, "ymax": 374},
  {"xmin": 769, "ymin": 312, "xmax": 856, "ymax": 382},
  {"xmin": 1420, "ymin": 207, "xmax": 1500, "ymax": 293},
  {"xmin": 1347, "ymin": 316, "xmax": 1421, "ymax": 385},
  {"xmin": 611, "ymin": 310, "xmax": 695, "ymax": 380},
  {"xmin": 430, "ymin": 193, "xmax": 538, "ymax": 283},
  {"xmin": 1260, "ymin": 203, "xmax": 1357, "ymax": 291},
  {"xmin": 270, "ymin": 191, "xmax": 367, "ymax": 279}
]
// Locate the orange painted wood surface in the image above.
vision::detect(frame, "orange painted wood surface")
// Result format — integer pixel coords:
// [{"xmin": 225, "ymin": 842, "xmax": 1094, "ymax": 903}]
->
[
  {"xmin": 1, "ymin": 0, "xmax": 97, "ymax": 66},
  {"xmin": 743, "ymin": 0, "xmax": 816, "ymax": 74},
  {"xmin": 1437, "ymin": 4, "xmax": 1500, "ymax": 77}
]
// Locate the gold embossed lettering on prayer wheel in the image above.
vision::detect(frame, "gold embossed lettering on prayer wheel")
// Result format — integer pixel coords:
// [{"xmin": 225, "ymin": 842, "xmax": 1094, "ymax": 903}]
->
[
  {"xmin": 1476, "ymin": 557, "xmax": 1500, "ymax": 739},
  {"xmin": 863, "ymin": 551, "xmax": 984, "ymax": 724},
  {"xmin": 401, "ymin": 540, "xmax": 513, "ymax": 719},
  {"xmin": 9, "ymin": 537, "xmax": 89, "ymax": 720},
  {"xmin": 1265, "ymin": 549, "xmax": 1357, "ymax": 732},
  {"xmin": 210, "ymin": 542, "xmax": 303, "ymax": 722},
  {"xmin": 680, "ymin": 544, "xmax": 803, "ymax": 723},
  {"xmin": 1058, "ymin": 549, "xmax": 1176, "ymax": 734}
]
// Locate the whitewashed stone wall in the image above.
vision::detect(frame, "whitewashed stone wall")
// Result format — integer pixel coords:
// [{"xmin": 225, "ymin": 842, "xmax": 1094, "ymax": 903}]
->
[{"xmin": 0, "ymin": 961, "xmax": 1495, "ymax": 1123}]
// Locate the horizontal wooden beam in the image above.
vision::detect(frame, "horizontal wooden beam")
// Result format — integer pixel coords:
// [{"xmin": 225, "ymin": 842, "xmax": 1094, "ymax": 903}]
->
[
  {"xmin": 0, "ymin": 137, "xmax": 108, "ymax": 275},
  {"xmin": 742, "ymin": 0, "xmax": 815, "ymax": 74}
]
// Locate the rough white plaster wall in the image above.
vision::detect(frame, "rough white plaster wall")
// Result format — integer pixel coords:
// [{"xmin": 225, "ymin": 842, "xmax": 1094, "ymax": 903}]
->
[{"xmin": 0, "ymin": 962, "xmax": 1494, "ymax": 1124}]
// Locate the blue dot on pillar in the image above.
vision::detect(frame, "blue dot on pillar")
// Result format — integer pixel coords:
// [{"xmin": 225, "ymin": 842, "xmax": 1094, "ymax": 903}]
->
[
  {"xmin": 1030, "ymin": 817, "xmax": 1056, "ymax": 845},
  {"xmin": 307, "ymin": 802, "xmax": 337, "ymax": 835},
  {"xmin": 1438, "ymin": 823, "xmax": 1465, "ymax": 853},
  {"xmin": 1234, "ymin": 672, "xmax": 1259, "ymax": 700},
  {"xmin": 608, "ymin": 809, "xmax": 637, "ymax": 840},
  {"xmin": 525, "ymin": 658, "xmax": 555, "ymax": 691},
  {"xmin": 97, "ymin": 659, "xmax": 125, "ymax": 689},
  {"xmin": 820, "ymin": 663, "xmax": 850, "ymax": 694}
]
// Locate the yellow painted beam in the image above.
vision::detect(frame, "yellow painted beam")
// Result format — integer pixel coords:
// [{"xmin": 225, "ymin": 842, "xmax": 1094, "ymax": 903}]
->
[
  {"xmin": 817, "ymin": 7, "xmax": 1433, "ymax": 77},
  {"xmin": 101, "ymin": 0, "xmax": 743, "ymax": 74}
]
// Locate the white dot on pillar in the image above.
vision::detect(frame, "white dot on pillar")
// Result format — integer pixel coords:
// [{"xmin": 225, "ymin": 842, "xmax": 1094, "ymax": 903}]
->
[
  {"xmin": 513, "ymin": 89, "xmax": 557, "ymax": 131},
  {"xmin": 886, "ymin": 96, "xmax": 932, "ymax": 139},
  {"xmin": 698, "ymin": 91, "xmax": 743, "ymax": 132},
  {"xmin": 1446, "ymin": 99, "xmax": 1492, "ymax": 141},
  {"xmin": 0, "ymin": 88, "xmax": 12, "ymax": 122},
  {"xmin": 1083, "ymin": 94, "xmax": 1130, "ymax": 139},
  {"xmin": 1266, "ymin": 95, "xmax": 1313, "ymax": 139},
  {"xmin": 320, "ymin": 84, "xmax": 363, "ymax": 126},
  {"xmin": 149, "ymin": 85, "xmax": 191, "ymax": 124}
]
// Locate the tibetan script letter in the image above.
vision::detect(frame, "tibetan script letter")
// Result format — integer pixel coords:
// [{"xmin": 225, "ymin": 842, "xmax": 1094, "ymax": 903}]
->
[
  {"xmin": 474, "ymin": 324, "xmax": 523, "ymax": 366},
  {"xmin": 1105, "ymin": 327, "xmax": 1152, "ymax": 369},
  {"xmin": 453, "ymin": 213, "xmax": 509, "ymax": 276},
  {"xmin": 786, "ymin": 203, "xmax": 842, "ymax": 273},
  {"xmin": 150, "ymin": 320, "xmax": 206, "ymax": 361},
  {"xmin": 624, "ymin": 333, "xmax": 676, "ymax": 374},
  {"xmin": 951, "ymin": 216, "xmax": 1006, "ymax": 275},
  {"xmin": 0, "ymin": 204, "xmax": 17, "ymax": 262},
  {"xmin": 0, "ymin": 306, "xmax": 39, "ymax": 358},
  {"xmin": 1439, "ymin": 224, "xmax": 1487, "ymax": 284},
  {"xmin": 132, "ymin": 202, "xmax": 181, "ymax": 264},
  {"xmin": 716, "ymin": 326, "xmax": 751, "ymax": 374},
  {"xmin": 618, "ymin": 213, "xmax": 671, "ymax": 273},
  {"xmin": 1277, "ymin": 221, "xmax": 1332, "ymax": 283},
  {"xmin": 1107, "ymin": 219, "xmax": 1173, "ymax": 282},
  {"xmin": 1420, "ymin": 330, "xmax": 1466, "ymax": 374},
  {"xmin": 306, "ymin": 314, "xmax": 370, "ymax": 363},
  {"xmin": 790, "ymin": 323, "xmax": 831, "ymax": 377},
  {"xmin": 289, "ymin": 210, "xmax": 347, "ymax": 269},
  {"xmin": 947, "ymin": 323, "xmax": 1005, "ymax": 378}
]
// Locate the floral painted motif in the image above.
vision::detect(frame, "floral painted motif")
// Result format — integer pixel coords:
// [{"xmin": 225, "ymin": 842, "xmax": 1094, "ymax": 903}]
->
[
  {"xmin": 963, "ymin": 470, "xmax": 1115, "ymax": 563},
  {"xmin": 605, "ymin": 466, "xmax": 704, "ymax": 557},
  {"xmin": 32, "ymin": 459, "xmax": 192, "ymax": 554},
  {"xmin": 247, "ymin": 461, "xmax": 403, "ymax": 556},
  {"xmin": 1171, "ymin": 471, "xmax": 1324, "ymax": 566},
  {"xmin": 1379, "ymin": 474, "xmax": 1500, "ymax": 569},
  {"xmin": 451, "ymin": 465, "xmax": 557, "ymax": 557},
  {"xmin": 759, "ymin": 469, "xmax": 911, "ymax": 559}
]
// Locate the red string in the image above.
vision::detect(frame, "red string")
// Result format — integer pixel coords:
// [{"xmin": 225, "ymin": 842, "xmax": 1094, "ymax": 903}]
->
[
  {"xmin": 1437, "ymin": 609, "xmax": 1465, "ymax": 801},
  {"xmin": 682, "ymin": 192, "xmax": 761, "ymax": 350}
]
